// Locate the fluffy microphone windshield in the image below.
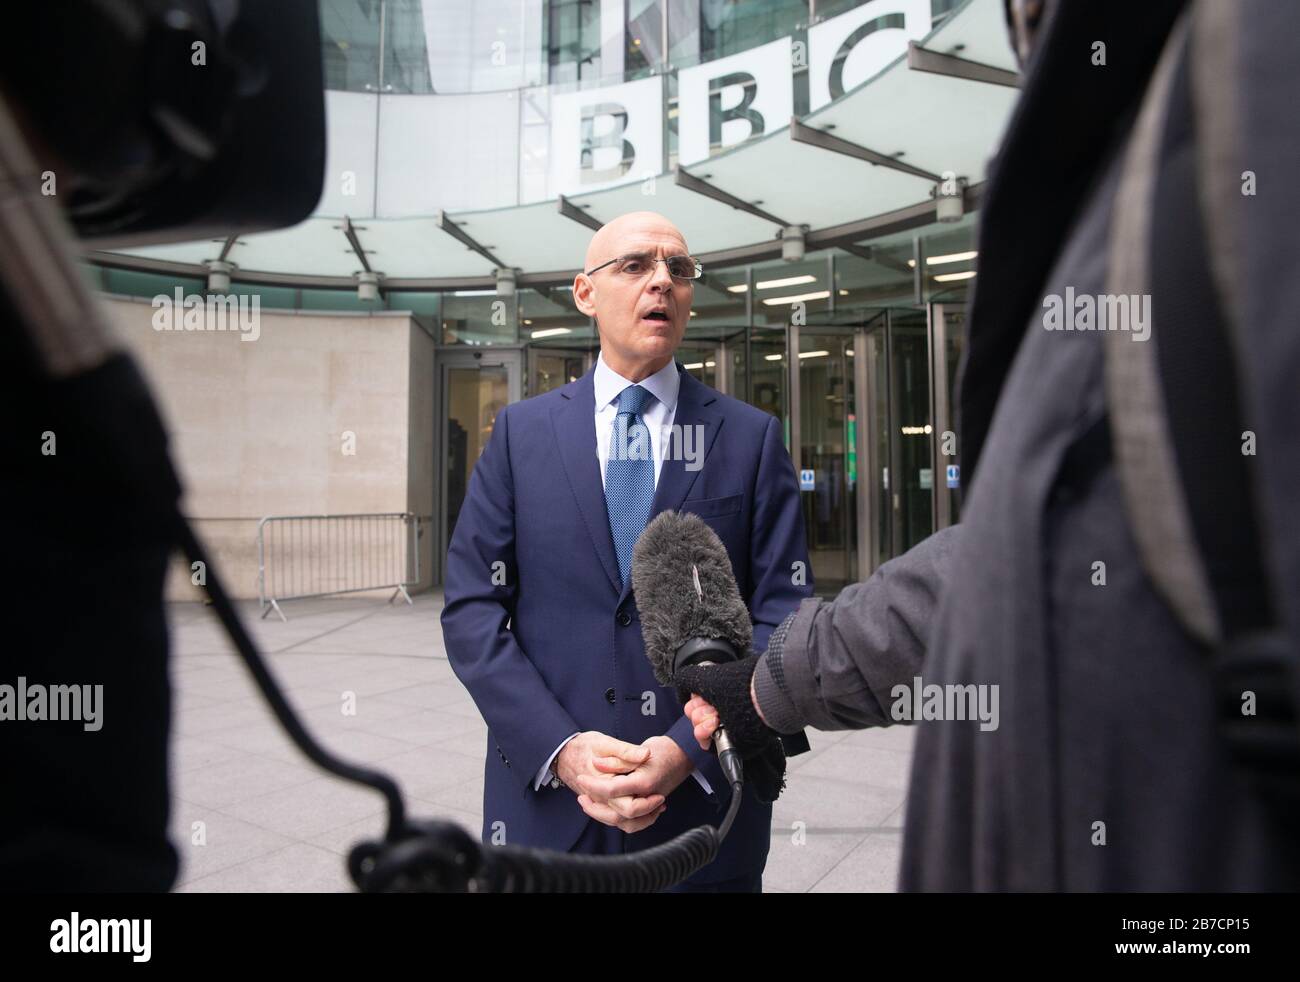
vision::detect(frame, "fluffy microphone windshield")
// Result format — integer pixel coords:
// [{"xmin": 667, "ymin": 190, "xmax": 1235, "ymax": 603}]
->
[{"xmin": 631, "ymin": 511, "xmax": 753, "ymax": 686}]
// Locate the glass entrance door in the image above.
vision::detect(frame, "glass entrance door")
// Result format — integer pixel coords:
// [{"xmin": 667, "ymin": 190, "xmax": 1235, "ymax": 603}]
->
[
  {"xmin": 797, "ymin": 304, "xmax": 959, "ymax": 584},
  {"xmin": 858, "ymin": 312, "xmax": 890, "ymax": 574},
  {"xmin": 677, "ymin": 338, "xmax": 720, "ymax": 389},
  {"xmin": 887, "ymin": 308, "xmax": 935, "ymax": 555},
  {"xmin": 929, "ymin": 302, "xmax": 964, "ymax": 528},
  {"xmin": 528, "ymin": 346, "xmax": 589, "ymax": 396},
  {"xmin": 796, "ymin": 326, "xmax": 858, "ymax": 594},
  {"xmin": 437, "ymin": 347, "xmax": 523, "ymax": 583}
]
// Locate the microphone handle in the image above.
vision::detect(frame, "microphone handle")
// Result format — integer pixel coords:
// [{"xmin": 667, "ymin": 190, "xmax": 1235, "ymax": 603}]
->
[{"xmin": 696, "ymin": 659, "xmax": 743, "ymax": 787}]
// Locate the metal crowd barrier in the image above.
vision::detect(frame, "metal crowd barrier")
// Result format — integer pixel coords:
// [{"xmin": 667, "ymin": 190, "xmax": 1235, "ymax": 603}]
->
[{"xmin": 257, "ymin": 512, "xmax": 422, "ymax": 621}]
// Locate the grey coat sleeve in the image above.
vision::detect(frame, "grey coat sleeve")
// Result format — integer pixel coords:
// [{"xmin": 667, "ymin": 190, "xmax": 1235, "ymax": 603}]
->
[{"xmin": 751, "ymin": 525, "xmax": 961, "ymax": 733}]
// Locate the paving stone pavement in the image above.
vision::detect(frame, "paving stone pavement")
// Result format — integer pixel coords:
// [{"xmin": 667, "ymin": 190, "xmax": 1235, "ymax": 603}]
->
[{"xmin": 166, "ymin": 592, "xmax": 913, "ymax": 893}]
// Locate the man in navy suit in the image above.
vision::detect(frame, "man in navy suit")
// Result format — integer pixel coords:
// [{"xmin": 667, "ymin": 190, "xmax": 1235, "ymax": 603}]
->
[{"xmin": 440, "ymin": 211, "xmax": 812, "ymax": 891}]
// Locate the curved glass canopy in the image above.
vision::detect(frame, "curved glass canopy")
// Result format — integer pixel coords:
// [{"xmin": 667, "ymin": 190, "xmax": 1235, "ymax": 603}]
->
[{"xmin": 93, "ymin": 0, "xmax": 1017, "ymax": 289}]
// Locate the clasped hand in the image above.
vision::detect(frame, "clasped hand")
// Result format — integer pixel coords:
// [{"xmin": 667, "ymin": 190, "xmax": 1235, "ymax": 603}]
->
[{"xmin": 554, "ymin": 731, "xmax": 693, "ymax": 833}]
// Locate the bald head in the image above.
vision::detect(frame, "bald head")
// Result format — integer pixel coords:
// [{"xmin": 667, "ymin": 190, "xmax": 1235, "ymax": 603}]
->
[{"xmin": 584, "ymin": 211, "xmax": 689, "ymax": 272}]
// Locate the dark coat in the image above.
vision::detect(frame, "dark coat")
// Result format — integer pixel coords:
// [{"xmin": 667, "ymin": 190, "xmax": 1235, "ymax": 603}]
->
[{"xmin": 757, "ymin": 0, "xmax": 1300, "ymax": 890}]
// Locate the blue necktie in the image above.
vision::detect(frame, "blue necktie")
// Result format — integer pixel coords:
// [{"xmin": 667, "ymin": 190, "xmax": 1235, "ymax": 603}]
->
[{"xmin": 605, "ymin": 384, "xmax": 655, "ymax": 587}]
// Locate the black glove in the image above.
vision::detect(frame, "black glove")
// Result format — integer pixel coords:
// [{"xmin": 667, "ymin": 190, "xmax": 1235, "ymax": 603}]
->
[
  {"xmin": 677, "ymin": 655, "xmax": 787, "ymax": 803},
  {"xmin": 676, "ymin": 655, "xmax": 773, "ymax": 758},
  {"xmin": 745, "ymin": 740, "xmax": 787, "ymax": 805}
]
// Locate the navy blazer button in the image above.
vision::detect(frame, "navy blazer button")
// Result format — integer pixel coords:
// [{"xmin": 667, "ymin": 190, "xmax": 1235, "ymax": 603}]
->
[
  {"xmin": 605, "ymin": 687, "xmax": 616, "ymax": 704},
  {"xmin": 617, "ymin": 611, "xmax": 632, "ymax": 626}
]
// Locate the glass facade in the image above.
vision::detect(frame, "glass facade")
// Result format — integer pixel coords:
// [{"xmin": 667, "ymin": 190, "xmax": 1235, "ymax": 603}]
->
[
  {"xmin": 440, "ymin": 291, "xmax": 512, "ymax": 345},
  {"xmin": 321, "ymin": 0, "xmax": 964, "ymax": 95},
  {"xmin": 90, "ymin": 217, "xmax": 975, "ymax": 595},
  {"xmin": 695, "ymin": 1, "xmax": 811, "ymax": 68},
  {"xmin": 306, "ymin": 0, "xmax": 1001, "ymax": 215},
  {"xmin": 546, "ymin": 0, "xmax": 606, "ymax": 86},
  {"xmin": 319, "ymin": 0, "xmax": 384, "ymax": 92},
  {"xmin": 99, "ymin": 0, "xmax": 989, "ymax": 593},
  {"xmin": 91, "ymin": 225, "xmax": 976, "ymax": 594}
]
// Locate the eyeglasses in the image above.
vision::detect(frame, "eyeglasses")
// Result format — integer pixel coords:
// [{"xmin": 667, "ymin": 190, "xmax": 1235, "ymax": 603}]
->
[{"xmin": 584, "ymin": 252, "xmax": 703, "ymax": 281}]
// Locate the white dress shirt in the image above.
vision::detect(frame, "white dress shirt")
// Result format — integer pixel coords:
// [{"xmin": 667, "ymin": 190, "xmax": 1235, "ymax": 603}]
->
[
  {"xmin": 593, "ymin": 351, "xmax": 679, "ymax": 489},
  {"xmin": 535, "ymin": 353, "xmax": 711, "ymax": 795}
]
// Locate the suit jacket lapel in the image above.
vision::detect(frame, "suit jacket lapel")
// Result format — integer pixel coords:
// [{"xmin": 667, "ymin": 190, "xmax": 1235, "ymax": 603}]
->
[{"xmin": 551, "ymin": 370, "xmax": 622, "ymax": 596}]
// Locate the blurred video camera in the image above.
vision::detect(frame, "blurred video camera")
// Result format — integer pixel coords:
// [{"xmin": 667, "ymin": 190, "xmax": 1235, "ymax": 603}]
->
[{"xmin": 0, "ymin": 0, "xmax": 325, "ymax": 248}]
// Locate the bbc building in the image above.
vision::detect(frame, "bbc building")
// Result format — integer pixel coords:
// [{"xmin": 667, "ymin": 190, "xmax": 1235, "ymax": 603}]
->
[{"xmin": 86, "ymin": 0, "xmax": 1017, "ymax": 601}]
